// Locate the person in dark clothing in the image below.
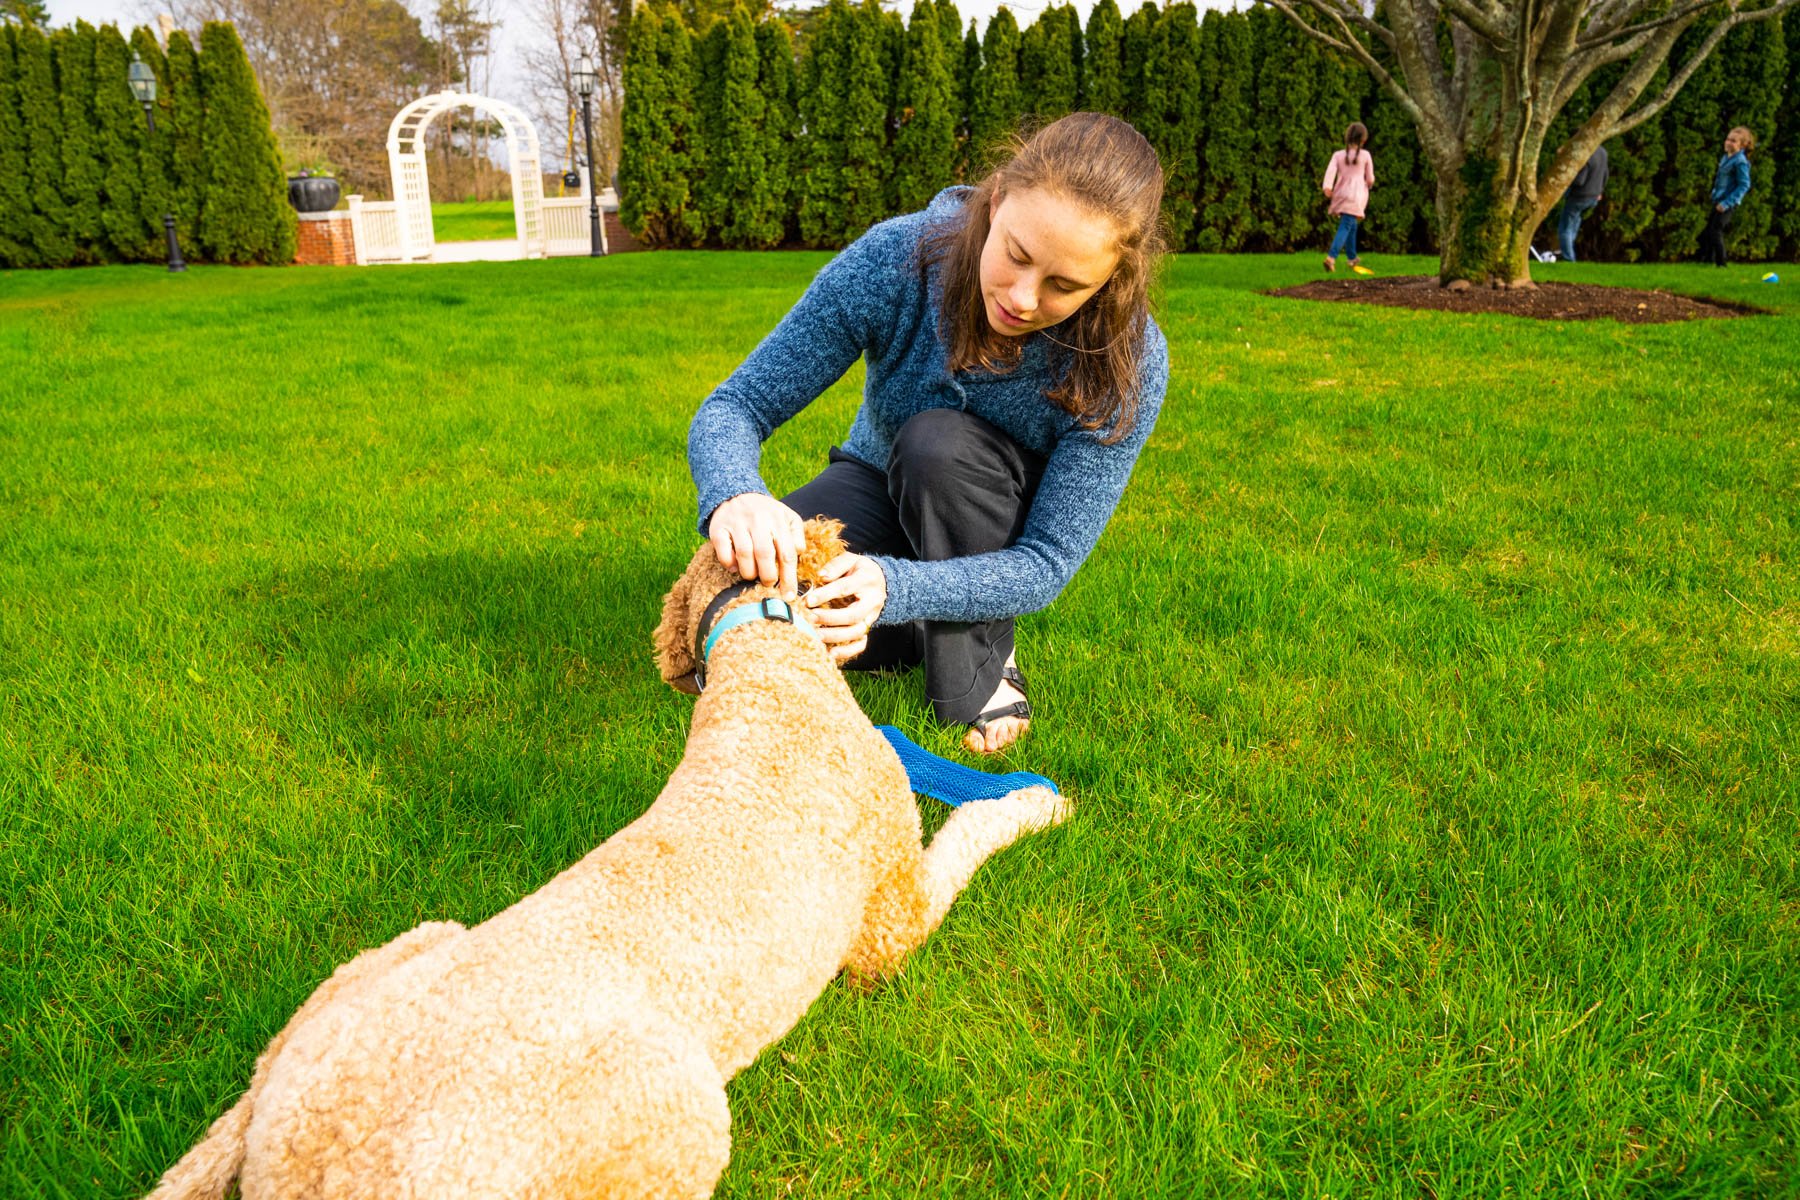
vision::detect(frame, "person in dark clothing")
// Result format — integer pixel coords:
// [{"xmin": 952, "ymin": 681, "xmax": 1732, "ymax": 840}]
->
[
  {"xmin": 1557, "ymin": 145, "xmax": 1608, "ymax": 262},
  {"xmin": 1701, "ymin": 126, "xmax": 1755, "ymax": 267}
]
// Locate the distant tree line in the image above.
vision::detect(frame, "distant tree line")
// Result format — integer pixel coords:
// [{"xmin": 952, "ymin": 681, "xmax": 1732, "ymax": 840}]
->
[
  {"xmin": 0, "ymin": 20, "xmax": 294, "ymax": 267},
  {"xmin": 621, "ymin": 0, "xmax": 1797, "ymax": 263}
]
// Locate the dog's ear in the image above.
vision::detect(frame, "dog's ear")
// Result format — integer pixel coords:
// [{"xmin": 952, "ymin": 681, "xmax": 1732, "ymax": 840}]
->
[
  {"xmin": 796, "ymin": 517, "xmax": 848, "ymax": 589},
  {"xmin": 654, "ymin": 560, "xmax": 700, "ymax": 694}
]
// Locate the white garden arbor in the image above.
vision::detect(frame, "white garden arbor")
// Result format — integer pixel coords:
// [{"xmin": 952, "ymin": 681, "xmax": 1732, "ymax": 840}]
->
[{"xmin": 384, "ymin": 91, "xmax": 546, "ymax": 262}]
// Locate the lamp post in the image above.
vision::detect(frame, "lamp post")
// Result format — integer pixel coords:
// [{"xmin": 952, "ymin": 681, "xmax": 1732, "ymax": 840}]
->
[
  {"xmin": 128, "ymin": 54, "xmax": 187, "ymax": 273},
  {"xmin": 573, "ymin": 53, "xmax": 603, "ymax": 257}
]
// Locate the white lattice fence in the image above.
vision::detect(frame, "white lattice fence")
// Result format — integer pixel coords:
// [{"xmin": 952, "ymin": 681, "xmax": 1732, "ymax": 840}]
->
[{"xmin": 346, "ymin": 196, "xmax": 405, "ymax": 265}]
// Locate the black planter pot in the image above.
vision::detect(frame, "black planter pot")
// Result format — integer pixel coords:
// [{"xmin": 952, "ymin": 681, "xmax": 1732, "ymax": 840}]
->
[{"xmin": 287, "ymin": 176, "xmax": 341, "ymax": 213}]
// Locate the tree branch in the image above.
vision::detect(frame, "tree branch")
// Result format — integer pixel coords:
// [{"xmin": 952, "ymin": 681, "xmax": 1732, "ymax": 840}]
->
[
  {"xmin": 1577, "ymin": 0, "xmax": 1730, "ymax": 50},
  {"xmin": 1261, "ymin": 0, "xmax": 1425, "ymax": 125},
  {"xmin": 1608, "ymin": 0, "xmax": 1797, "ymax": 136},
  {"xmin": 1439, "ymin": 0, "xmax": 1512, "ymax": 44}
]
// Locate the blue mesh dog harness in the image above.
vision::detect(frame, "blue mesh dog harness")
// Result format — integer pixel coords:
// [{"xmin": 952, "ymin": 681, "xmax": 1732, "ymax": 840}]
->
[{"xmin": 876, "ymin": 725, "xmax": 1059, "ymax": 807}]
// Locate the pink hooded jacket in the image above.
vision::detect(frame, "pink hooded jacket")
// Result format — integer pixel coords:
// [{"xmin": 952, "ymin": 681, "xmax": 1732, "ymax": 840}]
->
[{"xmin": 1323, "ymin": 149, "xmax": 1375, "ymax": 219}]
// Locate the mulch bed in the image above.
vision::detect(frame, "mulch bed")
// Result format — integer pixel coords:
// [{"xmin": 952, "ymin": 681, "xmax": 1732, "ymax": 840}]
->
[{"xmin": 1271, "ymin": 274, "xmax": 1764, "ymax": 323}]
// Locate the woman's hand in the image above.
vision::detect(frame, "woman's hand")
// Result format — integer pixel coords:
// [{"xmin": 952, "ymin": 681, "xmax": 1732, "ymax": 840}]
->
[
  {"xmin": 708, "ymin": 492, "xmax": 806, "ymax": 599},
  {"xmin": 803, "ymin": 553, "xmax": 887, "ymax": 665}
]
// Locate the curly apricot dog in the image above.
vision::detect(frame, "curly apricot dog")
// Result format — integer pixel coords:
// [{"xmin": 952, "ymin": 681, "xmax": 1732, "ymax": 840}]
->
[{"xmin": 148, "ymin": 519, "xmax": 1068, "ymax": 1200}]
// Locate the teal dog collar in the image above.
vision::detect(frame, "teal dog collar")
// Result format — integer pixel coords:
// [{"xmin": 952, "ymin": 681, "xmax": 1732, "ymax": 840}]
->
[{"xmin": 696, "ymin": 593, "xmax": 820, "ymax": 691}]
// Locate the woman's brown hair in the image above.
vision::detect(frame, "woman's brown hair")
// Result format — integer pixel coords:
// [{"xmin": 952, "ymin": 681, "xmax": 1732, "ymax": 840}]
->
[
  {"xmin": 1345, "ymin": 121, "xmax": 1368, "ymax": 163},
  {"xmin": 1729, "ymin": 125, "xmax": 1757, "ymax": 152},
  {"xmin": 920, "ymin": 112, "xmax": 1166, "ymax": 444}
]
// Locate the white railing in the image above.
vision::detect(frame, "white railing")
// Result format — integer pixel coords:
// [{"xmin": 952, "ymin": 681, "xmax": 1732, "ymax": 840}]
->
[
  {"xmin": 540, "ymin": 196, "xmax": 604, "ymax": 257},
  {"xmin": 346, "ymin": 195, "xmax": 406, "ymax": 265}
]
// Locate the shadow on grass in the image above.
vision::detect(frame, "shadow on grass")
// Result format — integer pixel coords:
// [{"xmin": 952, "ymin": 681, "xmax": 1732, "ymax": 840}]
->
[{"xmin": 227, "ymin": 546, "xmax": 696, "ymax": 872}]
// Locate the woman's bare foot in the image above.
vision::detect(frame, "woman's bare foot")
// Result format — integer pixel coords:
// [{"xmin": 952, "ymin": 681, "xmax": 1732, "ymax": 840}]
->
[{"xmin": 963, "ymin": 655, "xmax": 1030, "ymax": 755}]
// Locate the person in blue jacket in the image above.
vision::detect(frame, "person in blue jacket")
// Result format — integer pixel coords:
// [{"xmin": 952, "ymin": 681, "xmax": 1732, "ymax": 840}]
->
[
  {"xmin": 1701, "ymin": 126, "xmax": 1755, "ymax": 267},
  {"xmin": 686, "ymin": 113, "xmax": 1170, "ymax": 755}
]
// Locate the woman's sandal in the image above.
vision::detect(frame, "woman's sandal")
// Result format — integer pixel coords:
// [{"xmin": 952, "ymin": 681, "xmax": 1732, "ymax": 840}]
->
[{"xmin": 968, "ymin": 664, "xmax": 1032, "ymax": 744}]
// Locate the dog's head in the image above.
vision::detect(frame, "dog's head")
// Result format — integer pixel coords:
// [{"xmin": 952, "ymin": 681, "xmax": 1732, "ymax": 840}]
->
[{"xmin": 654, "ymin": 517, "xmax": 849, "ymax": 694}]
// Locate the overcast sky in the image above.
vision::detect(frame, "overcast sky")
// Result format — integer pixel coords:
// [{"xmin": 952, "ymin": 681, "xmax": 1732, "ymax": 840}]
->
[{"xmin": 48, "ymin": 0, "xmax": 1247, "ymax": 123}]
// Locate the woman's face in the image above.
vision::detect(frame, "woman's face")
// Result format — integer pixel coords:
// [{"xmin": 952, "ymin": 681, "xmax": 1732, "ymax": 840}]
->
[
  {"xmin": 1724, "ymin": 130, "xmax": 1745, "ymax": 154},
  {"xmin": 980, "ymin": 187, "xmax": 1123, "ymax": 338}
]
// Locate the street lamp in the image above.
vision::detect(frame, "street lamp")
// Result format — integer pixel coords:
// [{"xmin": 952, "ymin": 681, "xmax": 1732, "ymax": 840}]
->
[
  {"xmin": 573, "ymin": 53, "xmax": 603, "ymax": 257},
  {"xmin": 128, "ymin": 53, "xmax": 187, "ymax": 273}
]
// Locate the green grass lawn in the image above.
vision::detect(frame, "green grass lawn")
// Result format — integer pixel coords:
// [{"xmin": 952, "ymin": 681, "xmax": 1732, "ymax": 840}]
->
[
  {"xmin": 429, "ymin": 198, "xmax": 519, "ymax": 242},
  {"xmin": 2, "ymin": 252, "xmax": 1796, "ymax": 1197}
]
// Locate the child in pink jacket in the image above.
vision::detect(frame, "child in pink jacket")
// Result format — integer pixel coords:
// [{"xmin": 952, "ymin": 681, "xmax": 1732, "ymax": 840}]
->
[{"xmin": 1322, "ymin": 123, "xmax": 1375, "ymax": 275}]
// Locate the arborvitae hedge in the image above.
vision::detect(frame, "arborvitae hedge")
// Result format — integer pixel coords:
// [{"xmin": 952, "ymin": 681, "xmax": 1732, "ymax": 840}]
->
[
  {"xmin": 0, "ymin": 17, "xmax": 295, "ymax": 267},
  {"xmin": 0, "ymin": 26, "xmax": 36, "ymax": 266},
  {"xmin": 618, "ymin": 5, "xmax": 1797, "ymax": 261},
  {"xmin": 1024, "ymin": 4, "xmax": 1077, "ymax": 126},
  {"xmin": 1195, "ymin": 7, "xmax": 1252, "ymax": 252},
  {"xmin": 94, "ymin": 23, "xmax": 152, "ymax": 261},
  {"xmin": 196, "ymin": 21, "xmax": 294, "ymax": 265},
  {"xmin": 969, "ymin": 7, "xmax": 1020, "ymax": 172},
  {"xmin": 1081, "ymin": 0, "xmax": 1123, "ymax": 117},
  {"xmin": 1145, "ymin": 4, "xmax": 1202, "ymax": 249},
  {"xmin": 754, "ymin": 16, "xmax": 796, "ymax": 244},
  {"xmin": 55, "ymin": 22, "xmax": 103, "ymax": 262},
  {"xmin": 891, "ymin": 0, "xmax": 956, "ymax": 214}
]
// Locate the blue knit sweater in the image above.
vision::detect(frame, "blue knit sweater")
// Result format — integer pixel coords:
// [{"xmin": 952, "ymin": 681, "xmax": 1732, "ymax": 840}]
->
[{"xmin": 687, "ymin": 187, "xmax": 1169, "ymax": 627}]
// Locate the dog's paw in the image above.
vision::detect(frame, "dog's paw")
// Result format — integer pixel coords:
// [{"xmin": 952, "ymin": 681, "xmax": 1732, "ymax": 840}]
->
[{"xmin": 1013, "ymin": 785, "xmax": 1071, "ymax": 832}]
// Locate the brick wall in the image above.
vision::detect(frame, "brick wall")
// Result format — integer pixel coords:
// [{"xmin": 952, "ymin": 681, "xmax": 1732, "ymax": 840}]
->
[
  {"xmin": 295, "ymin": 212, "xmax": 357, "ymax": 266},
  {"xmin": 603, "ymin": 209, "xmax": 642, "ymax": 254}
]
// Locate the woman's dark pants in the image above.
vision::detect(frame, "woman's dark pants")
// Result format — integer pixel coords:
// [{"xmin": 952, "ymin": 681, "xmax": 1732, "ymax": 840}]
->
[
  {"xmin": 1700, "ymin": 206, "xmax": 1737, "ymax": 266},
  {"xmin": 783, "ymin": 409, "xmax": 1045, "ymax": 726}
]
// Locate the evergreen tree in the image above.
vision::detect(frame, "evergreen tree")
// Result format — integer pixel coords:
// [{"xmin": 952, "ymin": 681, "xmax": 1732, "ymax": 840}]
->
[
  {"xmin": 1144, "ymin": 2, "xmax": 1201, "ymax": 248},
  {"xmin": 880, "ymin": 3, "xmax": 907, "ymax": 219},
  {"xmin": 1718, "ymin": 18, "xmax": 1784, "ymax": 260},
  {"xmin": 695, "ymin": 15, "xmax": 731, "ymax": 241},
  {"xmin": 1018, "ymin": 17, "xmax": 1046, "ymax": 125},
  {"xmin": 1195, "ymin": 9, "xmax": 1253, "ymax": 252},
  {"xmin": 128, "ymin": 26, "xmax": 175, "ymax": 256},
  {"xmin": 724, "ymin": 9, "xmax": 784, "ymax": 247},
  {"xmin": 197, "ymin": 20, "xmax": 296, "ymax": 263},
  {"xmin": 1, "ymin": 0, "xmax": 49, "ymax": 27},
  {"xmin": 933, "ymin": 0, "xmax": 963, "ymax": 91},
  {"xmin": 0, "ymin": 25, "xmax": 36, "ymax": 266},
  {"xmin": 163, "ymin": 29, "xmax": 203, "ymax": 252},
  {"xmin": 1061, "ymin": 5, "xmax": 1084, "ymax": 118},
  {"xmin": 93, "ymin": 24, "xmax": 153, "ymax": 261},
  {"xmin": 666, "ymin": 11, "xmax": 707, "ymax": 246},
  {"xmin": 839, "ymin": 0, "xmax": 890, "ymax": 237},
  {"xmin": 1082, "ymin": 0, "xmax": 1124, "ymax": 116},
  {"xmin": 1647, "ymin": 18, "xmax": 1727, "ymax": 260},
  {"xmin": 755, "ymin": 16, "xmax": 797, "ymax": 243},
  {"xmin": 12, "ymin": 21, "xmax": 69, "ymax": 264},
  {"xmin": 621, "ymin": 4, "xmax": 668, "ymax": 242},
  {"xmin": 931, "ymin": 0, "xmax": 965, "ymax": 173},
  {"xmin": 1119, "ymin": 2, "xmax": 1156, "ymax": 132},
  {"xmin": 797, "ymin": 0, "xmax": 849, "ymax": 245},
  {"xmin": 969, "ymin": 8, "xmax": 1021, "ymax": 171},
  {"xmin": 1026, "ymin": 8, "xmax": 1077, "ymax": 125},
  {"xmin": 1249, "ymin": 6, "xmax": 1335, "ymax": 251},
  {"xmin": 1775, "ymin": 17, "xmax": 1800, "ymax": 258},
  {"xmin": 892, "ymin": 0, "xmax": 956, "ymax": 212},
  {"xmin": 54, "ymin": 22, "xmax": 104, "ymax": 262},
  {"xmin": 1587, "ymin": 64, "xmax": 1668, "ymax": 261},
  {"xmin": 622, "ymin": 7, "xmax": 704, "ymax": 246},
  {"xmin": 958, "ymin": 20, "xmax": 979, "ymax": 179}
]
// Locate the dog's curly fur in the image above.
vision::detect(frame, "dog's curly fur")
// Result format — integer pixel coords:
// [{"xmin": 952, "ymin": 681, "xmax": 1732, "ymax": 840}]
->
[{"xmin": 147, "ymin": 519, "xmax": 1069, "ymax": 1200}]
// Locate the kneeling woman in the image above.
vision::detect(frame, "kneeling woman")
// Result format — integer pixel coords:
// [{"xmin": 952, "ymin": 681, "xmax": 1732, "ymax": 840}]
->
[{"xmin": 687, "ymin": 112, "xmax": 1169, "ymax": 755}]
